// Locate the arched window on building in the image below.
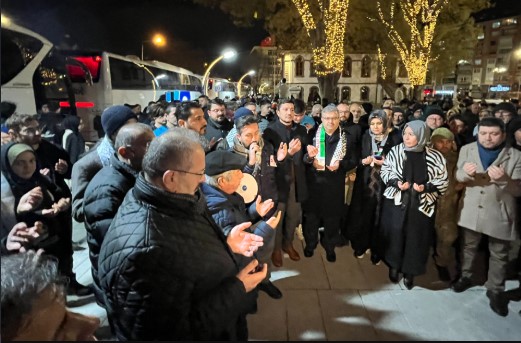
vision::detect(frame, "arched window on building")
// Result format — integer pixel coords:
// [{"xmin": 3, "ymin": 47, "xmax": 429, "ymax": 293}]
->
[
  {"xmin": 398, "ymin": 61, "xmax": 408, "ymax": 78},
  {"xmin": 342, "ymin": 57, "xmax": 352, "ymax": 77},
  {"xmin": 360, "ymin": 86, "xmax": 370, "ymax": 101},
  {"xmin": 309, "ymin": 60, "xmax": 317, "ymax": 77},
  {"xmin": 341, "ymin": 86, "xmax": 351, "ymax": 101},
  {"xmin": 295, "ymin": 55, "xmax": 304, "ymax": 77},
  {"xmin": 361, "ymin": 55, "xmax": 371, "ymax": 78}
]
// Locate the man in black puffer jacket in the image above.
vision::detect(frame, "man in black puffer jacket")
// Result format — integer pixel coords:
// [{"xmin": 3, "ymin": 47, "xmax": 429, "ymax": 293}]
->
[
  {"xmin": 98, "ymin": 128, "xmax": 267, "ymax": 341},
  {"xmin": 83, "ymin": 123, "xmax": 154, "ymax": 306}
]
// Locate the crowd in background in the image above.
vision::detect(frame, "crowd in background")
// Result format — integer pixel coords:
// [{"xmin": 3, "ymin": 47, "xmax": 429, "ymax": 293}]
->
[{"xmin": 1, "ymin": 88, "xmax": 520, "ymax": 340}]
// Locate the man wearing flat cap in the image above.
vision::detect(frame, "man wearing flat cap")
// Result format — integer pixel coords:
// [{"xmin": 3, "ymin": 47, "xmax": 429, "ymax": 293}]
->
[{"xmin": 201, "ymin": 150, "xmax": 282, "ymax": 301}]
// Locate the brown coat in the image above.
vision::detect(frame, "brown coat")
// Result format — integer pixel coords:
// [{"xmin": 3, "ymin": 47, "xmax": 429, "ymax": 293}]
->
[{"xmin": 456, "ymin": 143, "xmax": 521, "ymax": 241}]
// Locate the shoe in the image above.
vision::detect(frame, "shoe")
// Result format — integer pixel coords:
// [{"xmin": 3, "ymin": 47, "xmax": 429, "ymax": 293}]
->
[
  {"xmin": 353, "ymin": 250, "xmax": 365, "ymax": 259},
  {"xmin": 389, "ymin": 268, "xmax": 400, "ymax": 283},
  {"xmin": 370, "ymin": 253, "xmax": 381, "ymax": 265},
  {"xmin": 303, "ymin": 247, "xmax": 314, "ymax": 257},
  {"xmin": 282, "ymin": 244, "xmax": 300, "ymax": 261},
  {"xmin": 451, "ymin": 277, "xmax": 472, "ymax": 293},
  {"xmin": 258, "ymin": 281, "xmax": 283, "ymax": 299},
  {"xmin": 67, "ymin": 278, "xmax": 93, "ymax": 296},
  {"xmin": 271, "ymin": 249, "xmax": 283, "ymax": 267},
  {"xmin": 403, "ymin": 275, "xmax": 414, "ymax": 290},
  {"xmin": 326, "ymin": 251, "xmax": 336, "ymax": 263},
  {"xmin": 435, "ymin": 264, "xmax": 451, "ymax": 282},
  {"xmin": 486, "ymin": 290, "xmax": 508, "ymax": 317}
]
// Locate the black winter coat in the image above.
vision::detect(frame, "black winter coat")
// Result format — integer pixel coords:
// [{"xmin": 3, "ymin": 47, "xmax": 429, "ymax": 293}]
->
[
  {"xmin": 83, "ymin": 154, "xmax": 138, "ymax": 304},
  {"xmin": 262, "ymin": 120, "xmax": 309, "ymax": 203},
  {"xmin": 98, "ymin": 175, "xmax": 252, "ymax": 341}
]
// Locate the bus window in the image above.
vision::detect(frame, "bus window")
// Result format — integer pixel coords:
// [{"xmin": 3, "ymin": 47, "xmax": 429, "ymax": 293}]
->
[
  {"xmin": 110, "ymin": 57, "xmax": 155, "ymax": 90},
  {"xmin": 33, "ymin": 50, "xmax": 77, "ymax": 115},
  {"xmin": 1, "ymin": 29, "xmax": 44, "ymax": 85}
]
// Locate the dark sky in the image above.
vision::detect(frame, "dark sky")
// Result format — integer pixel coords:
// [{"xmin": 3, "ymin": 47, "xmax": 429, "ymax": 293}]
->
[{"xmin": 2, "ymin": 0, "xmax": 269, "ymax": 80}]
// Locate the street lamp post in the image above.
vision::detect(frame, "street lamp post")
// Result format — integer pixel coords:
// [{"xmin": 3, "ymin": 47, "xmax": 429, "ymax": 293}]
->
[
  {"xmin": 202, "ymin": 49, "xmax": 236, "ymax": 96},
  {"xmin": 237, "ymin": 70, "xmax": 255, "ymax": 98},
  {"xmin": 141, "ymin": 33, "xmax": 166, "ymax": 60}
]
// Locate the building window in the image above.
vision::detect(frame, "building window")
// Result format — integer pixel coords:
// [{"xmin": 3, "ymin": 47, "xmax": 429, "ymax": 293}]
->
[
  {"xmin": 492, "ymin": 21, "xmax": 501, "ymax": 29},
  {"xmin": 341, "ymin": 86, "xmax": 351, "ymax": 101},
  {"xmin": 473, "ymin": 68, "xmax": 481, "ymax": 73},
  {"xmin": 360, "ymin": 86, "xmax": 370, "ymax": 101},
  {"xmin": 309, "ymin": 60, "xmax": 317, "ymax": 77},
  {"xmin": 504, "ymin": 18, "xmax": 517, "ymax": 25},
  {"xmin": 477, "ymin": 33, "xmax": 485, "ymax": 40},
  {"xmin": 295, "ymin": 55, "xmax": 304, "ymax": 77},
  {"xmin": 474, "ymin": 59, "xmax": 482, "ymax": 65},
  {"xmin": 361, "ymin": 56, "xmax": 371, "ymax": 78},
  {"xmin": 342, "ymin": 57, "xmax": 352, "ymax": 77},
  {"xmin": 308, "ymin": 86, "xmax": 320, "ymax": 104},
  {"xmin": 490, "ymin": 41, "xmax": 496, "ymax": 46}
]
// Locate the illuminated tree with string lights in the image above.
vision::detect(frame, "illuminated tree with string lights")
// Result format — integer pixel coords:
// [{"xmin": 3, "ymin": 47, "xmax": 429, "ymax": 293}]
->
[
  {"xmin": 376, "ymin": 0, "xmax": 447, "ymax": 96},
  {"xmin": 289, "ymin": 0, "xmax": 350, "ymax": 101}
]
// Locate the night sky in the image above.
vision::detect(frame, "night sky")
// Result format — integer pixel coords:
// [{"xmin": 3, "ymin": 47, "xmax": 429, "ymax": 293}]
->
[{"xmin": 1, "ymin": 0, "xmax": 269, "ymax": 80}]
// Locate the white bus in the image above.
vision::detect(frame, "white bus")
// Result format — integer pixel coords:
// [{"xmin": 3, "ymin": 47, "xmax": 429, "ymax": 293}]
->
[
  {"xmin": 62, "ymin": 51, "xmax": 204, "ymax": 140},
  {"xmin": 1, "ymin": 20, "xmax": 78, "ymax": 117},
  {"xmin": 207, "ymin": 77, "xmax": 237, "ymax": 101}
]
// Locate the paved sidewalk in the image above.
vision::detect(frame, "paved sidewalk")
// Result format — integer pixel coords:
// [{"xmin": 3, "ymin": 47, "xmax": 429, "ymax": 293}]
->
[{"xmin": 70, "ymin": 221, "xmax": 521, "ymax": 341}]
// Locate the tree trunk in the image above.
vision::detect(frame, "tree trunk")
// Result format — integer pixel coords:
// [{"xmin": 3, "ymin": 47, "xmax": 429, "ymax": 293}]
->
[
  {"xmin": 412, "ymin": 85, "xmax": 423, "ymax": 101},
  {"xmin": 317, "ymin": 72, "xmax": 341, "ymax": 104}
]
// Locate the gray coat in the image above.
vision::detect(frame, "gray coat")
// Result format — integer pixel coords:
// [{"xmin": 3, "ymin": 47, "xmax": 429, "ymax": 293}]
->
[{"xmin": 456, "ymin": 143, "xmax": 521, "ymax": 241}]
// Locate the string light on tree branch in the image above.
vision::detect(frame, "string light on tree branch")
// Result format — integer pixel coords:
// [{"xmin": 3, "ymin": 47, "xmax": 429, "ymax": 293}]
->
[
  {"xmin": 377, "ymin": 0, "xmax": 447, "ymax": 86},
  {"xmin": 291, "ymin": 0, "xmax": 350, "ymax": 76}
]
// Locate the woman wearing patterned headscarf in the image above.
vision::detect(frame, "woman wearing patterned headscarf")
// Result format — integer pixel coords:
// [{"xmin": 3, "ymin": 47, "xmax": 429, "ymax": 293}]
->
[
  {"xmin": 379, "ymin": 120, "xmax": 449, "ymax": 289},
  {"xmin": 347, "ymin": 110, "xmax": 402, "ymax": 264}
]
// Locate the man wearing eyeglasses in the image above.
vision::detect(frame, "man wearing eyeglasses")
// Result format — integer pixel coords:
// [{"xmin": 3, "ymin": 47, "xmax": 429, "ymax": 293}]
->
[
  {"xmin": 98, "ymin": 128, "xmax": 267, "ymax": 340},
  {"xmin": 83, "ymin": 123, "xmax": 154, "ymax": 308},
  {"xmin": 205, "ymin": 98, "xmax": 233, "ymax": 150},
  {"xmin": 493, "ymin": 102, "xmax": 517, "ymax": 128}
]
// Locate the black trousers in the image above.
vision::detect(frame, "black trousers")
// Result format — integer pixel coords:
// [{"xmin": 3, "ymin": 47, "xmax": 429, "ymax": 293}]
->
[{"xmin": 303, "ymin": 212, "xmax": 341, "ymax": 254}]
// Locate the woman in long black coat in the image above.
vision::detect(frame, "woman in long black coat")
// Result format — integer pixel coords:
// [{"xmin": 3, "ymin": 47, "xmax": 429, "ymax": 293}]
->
[
  {"xmin": 348, "ymin": 110, "xmax": 402, "ymax": 264},
  {"xmin": 379, "ymin": 121, "xmax": 448, "ymax": 289}
]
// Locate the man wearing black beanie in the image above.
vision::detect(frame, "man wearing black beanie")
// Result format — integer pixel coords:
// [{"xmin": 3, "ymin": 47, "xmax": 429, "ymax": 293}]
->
[{"xmin": 71, "ymin": 105, "xmax": 137, "ymax": 222}]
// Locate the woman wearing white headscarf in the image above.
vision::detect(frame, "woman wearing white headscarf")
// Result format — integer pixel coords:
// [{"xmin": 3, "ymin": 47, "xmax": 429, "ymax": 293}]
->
[{"xmin": 380, "ymin": 120, "xmax": 449, "ymax": 289}]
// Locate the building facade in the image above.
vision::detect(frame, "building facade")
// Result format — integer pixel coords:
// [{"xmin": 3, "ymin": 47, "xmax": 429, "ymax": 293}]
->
[
  {"xmin": 251, "ymin": 46, "xmax": 410, "ymax": 105},
  {"xmin": 460, "ymin": 9, "xmax": 521, "ymax": 100}
]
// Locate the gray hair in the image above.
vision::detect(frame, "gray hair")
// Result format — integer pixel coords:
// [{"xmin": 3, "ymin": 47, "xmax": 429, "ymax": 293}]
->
[
  {"xmin": 322, "ymin": 104, "xmax": 339, "ymax": 116},
  {"xmin": 114, "ymin": 122, "xmax": 153, "ymax": 150},
  {"xmin": 1, "ymin": 252, "xmax": 65, "ymax": 341},
  {"xmin": 142, "ymin": 127, "xmax": 202, "ymax": 180},
  {"xmin": 205, "ymin": 171, "xmax": 234, "ymax": 188}
]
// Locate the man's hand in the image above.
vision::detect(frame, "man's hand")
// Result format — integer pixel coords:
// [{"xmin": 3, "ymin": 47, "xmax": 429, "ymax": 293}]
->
[
  {"xmin": 413, "ymin": 183, "xmax": 425, "ymax": 192},
  {"xmin": 287, "ymin": 138, "xmax": 302, "ymax": 156},
  {"xmin": 326, "ymin": 160, "xmax": 340, "ymax": 172},
  {"xmin": 373, "ymin": 157, "xmax": 385, "ymax": 166},
  {"xmin": 40, "ymin": 168, "xmax": 50, "ymax": 177},
  {"xmin": 306, "ymin": 145, "xmax": 318, "ymax": 159},
  {"xmin": 236, "ymin": 259, "xmax": 267, "ymax": 293},
  {"xmin": 53, "ymin": 197, "xmax": 71, "ymax": 212},
  {"xmin": 227, "ymin": 222, "xmax": 263, "ymax": 257},
  {"xmin": 55, "ymin": 159, "xmax": 68, "ymax": 175},
  {"xmin": 463, "ymin": 162, "xmax": 477, "ymax": 177},
  {"xmin": 277, "ymin": 142, "xmax": 288, "ymax": 162},
  {"xmin": 17, "ymin": 187, "xmax": 44, "ymax": 214},
  {"xmin": 266, "ymin": 210, "xmax": 282, "ymax": 229},
  {"xmin": 255, "ymin": 196, "xmax": 274, "ymax": 218},
  {"xmin": 248, "ymin": 142, "xmax": 260, "ymax": 165},
  {"xmin": 488, "ymin": 165, "xmax": 507, "ymax": 182},
  {"xmin": 398, "ymin": 181, "xmax": 410, "ymax": 191},
  {"xmin": 5, "ymin": 222, "xmax": 42, "ymax": 252}
]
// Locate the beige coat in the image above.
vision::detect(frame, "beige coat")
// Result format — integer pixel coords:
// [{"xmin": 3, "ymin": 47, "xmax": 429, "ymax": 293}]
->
[{"xmin": 456, "ymin": 143, "xmax": 521, "ymax": 241}]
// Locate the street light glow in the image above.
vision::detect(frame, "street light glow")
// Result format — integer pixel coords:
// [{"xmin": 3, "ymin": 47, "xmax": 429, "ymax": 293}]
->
[
  {"xmin": 152, "ymin": 34, "xmax": 166, "ymax": 47},
  {"xmin": 237, "ymin": 70, "xmax": 256, "ymax": 98},
  {"xmin": 223, "ymin": 49, "xmax": 237, "ymax": 60}
]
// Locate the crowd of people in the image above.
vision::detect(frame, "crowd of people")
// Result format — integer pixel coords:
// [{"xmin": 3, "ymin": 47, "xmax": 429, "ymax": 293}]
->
[{"xmin": 1, "ymin": 91, "xmax": 520, "ymax": 340}]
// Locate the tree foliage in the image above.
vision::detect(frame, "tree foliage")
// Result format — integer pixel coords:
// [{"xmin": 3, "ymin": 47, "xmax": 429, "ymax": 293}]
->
[{"xmin": 194, "ymin": 0, "xmax": 490, "ymax": 90}]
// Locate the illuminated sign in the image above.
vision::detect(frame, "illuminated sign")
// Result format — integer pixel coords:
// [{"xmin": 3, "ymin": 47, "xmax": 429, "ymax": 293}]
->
[
  {"xmin": 165, "ymin": 90, "xmax": 191, "ymax": 102},
  {"xmin": 434, "ymin": 90, "xmax": 454, "ymax": 95},
  {"xmin": 489, "ymin": 84, "xmax": 510, "ymax": 92}
]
